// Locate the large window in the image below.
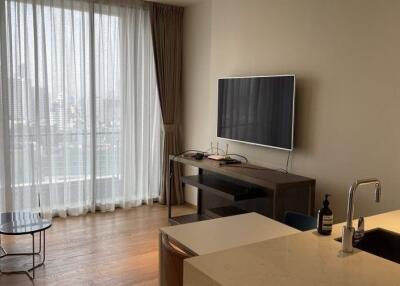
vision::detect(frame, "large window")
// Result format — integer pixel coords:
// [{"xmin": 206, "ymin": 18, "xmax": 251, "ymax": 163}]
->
[
  {"xmin": 6, "ymin": 0, "xmax": 92, "ymax": 186},
  {"xmin": 0, "ymin": 0, "xmax": 163, "ymax": 214}
]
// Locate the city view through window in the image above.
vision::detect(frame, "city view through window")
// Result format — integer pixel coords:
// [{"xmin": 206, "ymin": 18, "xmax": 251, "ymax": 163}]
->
[{"xmin": 6, "ymin": 1, "xmax": 130, "ymax": 186}]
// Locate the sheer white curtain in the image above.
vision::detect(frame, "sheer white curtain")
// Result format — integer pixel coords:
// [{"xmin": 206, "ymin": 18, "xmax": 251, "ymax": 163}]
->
[
  {"xmin": 0, "ymin": 0, "xmax": 7, "ymax": 211},
  {"xmin": 94, "ymin": 2, "xmax": 163, "ymax": 211},
  {"xmin": 0, "ymin": 0, "xmax": 163, "ymax": 216}
]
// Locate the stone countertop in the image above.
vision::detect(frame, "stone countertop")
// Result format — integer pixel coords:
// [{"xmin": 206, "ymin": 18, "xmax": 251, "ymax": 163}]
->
[
  {"xmin": 160, "ymin": 212, "xmax": 299, "ymax": 255},
  {"xmin": 183, "ymin": 210, "xmax": 400, "ymax": 286}
]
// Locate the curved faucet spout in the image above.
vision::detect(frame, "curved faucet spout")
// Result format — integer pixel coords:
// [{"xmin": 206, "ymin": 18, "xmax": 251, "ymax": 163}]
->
[
  {"xmin": 346, "ymin": 178, "xmax": 381, "ymax": 229},
  {"xmin": 342, "ymin": 178, "xmax": 381, "ymax": 253}
]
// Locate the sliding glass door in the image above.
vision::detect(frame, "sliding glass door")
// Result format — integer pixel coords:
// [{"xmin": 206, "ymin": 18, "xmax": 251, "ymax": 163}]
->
[{"xmin": 0, "ymin": 0, "xmax": 163, "ymax": 216}]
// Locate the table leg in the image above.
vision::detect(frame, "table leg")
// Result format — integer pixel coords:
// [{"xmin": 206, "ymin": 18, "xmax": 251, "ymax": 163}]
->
[
  {"xmin": 32, "ymin": 233, "xmax": 35, "ymax": 279},
  {"xmin": 26, "ymin": 231, "xmax": 46, "ymax": 279},
  {"xmin": 168, "ymin": 159, "xmax": 174, "ymax": 220},
  {"xmin": 43, "ymin": 230, "xmax": 46, "ymax": 263},
  {"xmin": 197, "ymin": 168, "xmax": 203, "ymax": 214},
  {"xmin": 0, "ymin": 234, "xmax": 4, "ymax": 258},
  {"xmin": 308, "ymin": 183, "xmax": 316, "ymax": 216},
  {"xmin": 0, "ymin": 231, "xmax": 47, "ymax": 280},
  {"xmin": 0, "ymin": 232, "xmax": 42, "ymax": 256},
  {"xmin": 38, "ymin": 230, "xmax": 42, "ymax": 254}
]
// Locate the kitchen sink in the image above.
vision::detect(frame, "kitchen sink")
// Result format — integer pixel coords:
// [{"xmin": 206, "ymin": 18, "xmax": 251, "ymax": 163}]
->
[{"xmin": 336, "ymin": 228, "xmax": 400, "ymax": 264}]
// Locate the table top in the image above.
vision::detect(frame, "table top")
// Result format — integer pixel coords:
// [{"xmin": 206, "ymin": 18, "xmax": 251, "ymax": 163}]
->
[
  {"xmin": 170, "ymin": 155, "xmax": 315, "ymax": 190},
  {"xmin": 0, "ymin": 212, "xmax": 52, "ymax": 235},
  {"xmin": 183, "ymin": 210, "xmax": 400, "ymax": 286}
]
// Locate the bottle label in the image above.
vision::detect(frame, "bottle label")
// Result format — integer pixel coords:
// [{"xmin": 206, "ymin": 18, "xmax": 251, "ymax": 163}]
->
[{"xmin": 322, "ymin": 215, "xmax": 333, "ymax": 231}]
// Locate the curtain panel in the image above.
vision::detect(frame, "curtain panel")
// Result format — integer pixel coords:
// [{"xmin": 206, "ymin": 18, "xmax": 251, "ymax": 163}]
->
[
  {"xmin": 150, "ymin": 2, "xmax": 183, "ymax": 205},
  {"xmin": 0, "ymin": 0, "xmax": 163, "ymax": 216}
]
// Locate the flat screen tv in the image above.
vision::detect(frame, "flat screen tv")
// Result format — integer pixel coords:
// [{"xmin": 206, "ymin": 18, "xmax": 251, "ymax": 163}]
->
[{"xmin": 217, "ymin": 75, "xmax": 295, "ymax": 151}]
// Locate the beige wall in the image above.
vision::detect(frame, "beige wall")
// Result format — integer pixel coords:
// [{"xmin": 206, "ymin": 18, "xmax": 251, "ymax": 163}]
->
[
  {"xmin": 182, "ymin": 0, "xmax": 400, "ymax": 221},
  {"xmin": 182, "ymin": 0, "xmax": 213, "ymax": 205}
]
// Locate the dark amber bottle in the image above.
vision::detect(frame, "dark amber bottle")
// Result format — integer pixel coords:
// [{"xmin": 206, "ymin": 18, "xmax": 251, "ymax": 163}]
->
[{"xmin": 317, "ymin": 194, "xmax": 333, "ymax": 235}]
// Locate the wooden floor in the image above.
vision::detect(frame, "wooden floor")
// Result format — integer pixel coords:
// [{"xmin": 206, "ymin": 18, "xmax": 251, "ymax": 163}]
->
[{"xmin": 0, "ymin": 204, "xmax": 194, "ymax": 286}]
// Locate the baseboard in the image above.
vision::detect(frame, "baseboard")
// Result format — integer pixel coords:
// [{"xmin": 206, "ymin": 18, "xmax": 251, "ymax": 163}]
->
[{"xmin": 184, "ymin": 202, "xmax": 197, "ymax": 209}]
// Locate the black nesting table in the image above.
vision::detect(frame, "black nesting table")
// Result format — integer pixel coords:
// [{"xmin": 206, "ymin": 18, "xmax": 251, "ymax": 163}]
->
[{"xmin": 0, "ymin": 212, "xmax": 52, "ymax": 280}]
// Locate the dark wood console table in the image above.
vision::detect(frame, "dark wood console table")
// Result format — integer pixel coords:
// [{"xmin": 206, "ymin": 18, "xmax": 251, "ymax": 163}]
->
[{"xmin": 168, "ymin": 155, "xmax": 316, "ymax": 225}]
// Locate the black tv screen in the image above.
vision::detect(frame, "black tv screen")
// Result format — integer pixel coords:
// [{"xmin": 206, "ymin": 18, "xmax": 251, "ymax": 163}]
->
[{"xmin": 217, "ymin": 75, "xmax": 295, "ymax": 150}]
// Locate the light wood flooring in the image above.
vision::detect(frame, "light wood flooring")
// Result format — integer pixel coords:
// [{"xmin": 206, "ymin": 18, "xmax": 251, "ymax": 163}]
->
[{"xmin": 0, "ymin": 204, "xmax": 194, "ymax": 286}]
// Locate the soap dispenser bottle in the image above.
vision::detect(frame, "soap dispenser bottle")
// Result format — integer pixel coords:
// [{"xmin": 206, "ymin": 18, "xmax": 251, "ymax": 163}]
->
[{"xmin": 317, "ymin": 194, "xmax": 333, "ymax": 235}]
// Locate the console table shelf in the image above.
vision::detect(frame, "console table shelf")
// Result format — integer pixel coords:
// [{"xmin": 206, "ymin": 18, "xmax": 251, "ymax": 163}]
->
[
  {"xmin": 181, "ymin": 174, "xmax": 265, "ymax": 201},
  {"xmin": 168, "ymin": 155, "xmax": 316, "ymax": 224}
]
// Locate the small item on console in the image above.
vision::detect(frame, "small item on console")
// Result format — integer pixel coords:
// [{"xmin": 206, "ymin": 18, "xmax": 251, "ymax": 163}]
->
[
  {"xmin": 208, "ymin": 154, "xmax": 226, "ymax": 160},
  {"xmin": 219, "ymin": 158, "xmax": 242, "ymax": 166},
  {"xmin": 194, "ymin": 152, "xmax": 205, "ymax": 160},
  {"xmin": 317, "ymin": 194, "xmax": 333, "ymax": 235}
]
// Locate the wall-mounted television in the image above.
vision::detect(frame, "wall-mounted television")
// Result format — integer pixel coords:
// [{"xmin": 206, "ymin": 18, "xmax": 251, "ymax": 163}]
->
[{"xmin": 217, "ymin": 75, "xmax": 295, "ymax": 151}]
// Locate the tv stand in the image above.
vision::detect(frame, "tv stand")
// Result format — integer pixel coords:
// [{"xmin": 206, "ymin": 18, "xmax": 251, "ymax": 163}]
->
[{"xmin": 168, "ymin": 155, "xmax": 316, "ymax": 225}]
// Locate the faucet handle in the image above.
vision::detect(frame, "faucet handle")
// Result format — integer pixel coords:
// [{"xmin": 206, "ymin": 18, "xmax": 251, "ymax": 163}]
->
[
  {"xmin": 353, "ymin": 217, "xmax": 365, "ymax": 245},
  {"xmin": 357, "ymin": 217, "xmax": 365, "ymax": 229}
]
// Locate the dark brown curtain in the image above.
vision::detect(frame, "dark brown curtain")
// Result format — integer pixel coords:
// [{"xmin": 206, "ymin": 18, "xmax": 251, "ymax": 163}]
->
[{"xmin": 150, "ymin": 3, "xmax": 184, "ymax": 205}]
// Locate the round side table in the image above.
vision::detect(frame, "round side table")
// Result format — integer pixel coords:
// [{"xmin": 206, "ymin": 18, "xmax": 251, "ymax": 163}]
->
[{"xmin": 0, "ymin": 212, "xmax": 52, "ymax": 280}]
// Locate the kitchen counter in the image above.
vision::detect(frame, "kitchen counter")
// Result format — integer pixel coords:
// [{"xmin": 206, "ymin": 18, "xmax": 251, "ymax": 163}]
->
[
  {"xmin": 183, "ymin": 210, "xmax": 400, "ymax": 286},
  {"xmin": 160, "ymin": 212, "xmax": 299, "ymax": 255}
]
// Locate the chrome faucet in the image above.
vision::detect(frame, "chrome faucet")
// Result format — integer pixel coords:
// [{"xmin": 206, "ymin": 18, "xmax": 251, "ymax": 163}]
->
[{"xmin": 342, "ymin": 178, "xmax": 381, "ymax": 253}]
